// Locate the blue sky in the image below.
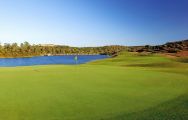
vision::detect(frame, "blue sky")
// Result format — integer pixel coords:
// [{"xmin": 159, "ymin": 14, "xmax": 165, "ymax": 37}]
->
[{"xmin": 0, "ymin": 0, "xmax": 188, "ymax": 46}]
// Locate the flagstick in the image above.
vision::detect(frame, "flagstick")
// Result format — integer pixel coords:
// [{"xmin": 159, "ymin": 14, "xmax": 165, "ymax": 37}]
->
[
  {"xmin": 74, "ymin": 55, "xmax": 78, "ymax": 79},
  {"xmin": 74, "ymin": 55, "xmax": 78, "ymax": 65}
]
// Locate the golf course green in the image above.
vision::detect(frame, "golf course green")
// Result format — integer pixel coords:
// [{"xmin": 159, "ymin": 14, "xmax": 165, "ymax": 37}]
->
[{"xmin": 0, "ymin": 52, "xmax": 187, "ymax": 120}]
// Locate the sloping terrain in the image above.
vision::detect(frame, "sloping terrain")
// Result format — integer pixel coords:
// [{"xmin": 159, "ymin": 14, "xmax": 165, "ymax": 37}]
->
[
  {"xmin": 129, "ymin": 39, "xmax": 188, "ymax": 54},
  {"xmin": 0, "ymin": 52, "xmax": 187, "ymax": 120},
  {"xmin": 90, "ymin": 52, "xmax": 188, "ymax": 120}
]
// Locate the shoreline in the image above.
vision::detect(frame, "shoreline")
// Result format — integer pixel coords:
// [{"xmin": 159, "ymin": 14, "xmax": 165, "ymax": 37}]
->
[{"xmin": 0, "ymin": 54, "xmax": 106, "ymax": 59}]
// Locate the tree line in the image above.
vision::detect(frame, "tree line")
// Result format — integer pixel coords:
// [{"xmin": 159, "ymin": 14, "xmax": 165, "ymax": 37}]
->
[{"xmin": 0, "ymin": 42, "xmax": 127, "ymax": 57}]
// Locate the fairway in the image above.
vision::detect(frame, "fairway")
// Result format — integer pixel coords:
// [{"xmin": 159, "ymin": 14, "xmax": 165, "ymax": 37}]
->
[{"xmin": 0, "ymin": 52, "xmax": 188, "ymax": 120}]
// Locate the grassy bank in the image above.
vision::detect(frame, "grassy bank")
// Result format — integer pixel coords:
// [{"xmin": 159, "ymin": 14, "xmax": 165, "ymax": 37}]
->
[{"xmin": 0, "ymin": 52, "xmax": 187, "ymax": 120}]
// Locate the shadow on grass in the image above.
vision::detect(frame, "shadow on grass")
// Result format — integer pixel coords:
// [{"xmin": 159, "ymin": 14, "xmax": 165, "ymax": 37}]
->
[
  {"xmin": 176, "ymin": 57, "xmax": 188, "ymax": 63},
  {"xmin": 126, "ymin": 62, "xmax": 177, "ymax": 68},
  {"xmin": 102, "ymin": 93, "xmax": 188, "ymax": 120}
]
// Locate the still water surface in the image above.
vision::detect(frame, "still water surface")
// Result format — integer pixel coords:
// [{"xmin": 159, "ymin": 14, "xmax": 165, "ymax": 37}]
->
[{"xmin": 0, "ymin": 55, "xmax": 109, "ymax": 67}]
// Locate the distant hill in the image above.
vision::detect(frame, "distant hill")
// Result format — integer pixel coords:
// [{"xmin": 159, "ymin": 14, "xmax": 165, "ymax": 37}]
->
[{"xmin": 128, "ymin": 39, "xmax": 188, "ymax": 53}]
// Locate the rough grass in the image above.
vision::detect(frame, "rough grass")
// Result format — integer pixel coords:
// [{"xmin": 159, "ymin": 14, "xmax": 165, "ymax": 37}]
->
[{"xmin": 0, "ymin": 51, "xmax": 187, "ymax": 120}]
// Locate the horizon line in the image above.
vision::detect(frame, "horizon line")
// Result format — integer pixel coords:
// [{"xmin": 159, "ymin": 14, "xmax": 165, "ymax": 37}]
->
[{"xmin": 0, "ymin": 38, "xmax": 188, "ymax": 47}]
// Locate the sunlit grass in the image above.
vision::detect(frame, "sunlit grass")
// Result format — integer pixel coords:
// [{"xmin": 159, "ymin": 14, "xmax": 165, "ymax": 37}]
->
[{"xmin": 0, "ymin": 51, "xmax": 187, "ymax": 120}]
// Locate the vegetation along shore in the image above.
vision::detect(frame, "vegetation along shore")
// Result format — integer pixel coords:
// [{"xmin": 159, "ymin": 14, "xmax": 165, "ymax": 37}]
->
[{"xmin": 0, "ymin": 39, "xmax": 187, "ymax": 58}]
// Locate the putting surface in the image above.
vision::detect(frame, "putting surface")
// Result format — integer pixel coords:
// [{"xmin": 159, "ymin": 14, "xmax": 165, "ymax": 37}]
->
[{"xmin": 0, "ymin": 52, "xmax": 187, "ymax": 120}]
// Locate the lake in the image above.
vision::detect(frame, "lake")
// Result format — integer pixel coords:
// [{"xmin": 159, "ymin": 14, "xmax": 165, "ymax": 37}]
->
[{"xmin": 0, "ymin": 55, "xmax": 109, "ymax": 67}]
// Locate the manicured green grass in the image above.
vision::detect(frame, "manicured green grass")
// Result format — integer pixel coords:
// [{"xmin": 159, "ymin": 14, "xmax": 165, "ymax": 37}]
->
[{"xmin": 0, "ymin": 52, "xmax": 187, "ymax": 120}]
